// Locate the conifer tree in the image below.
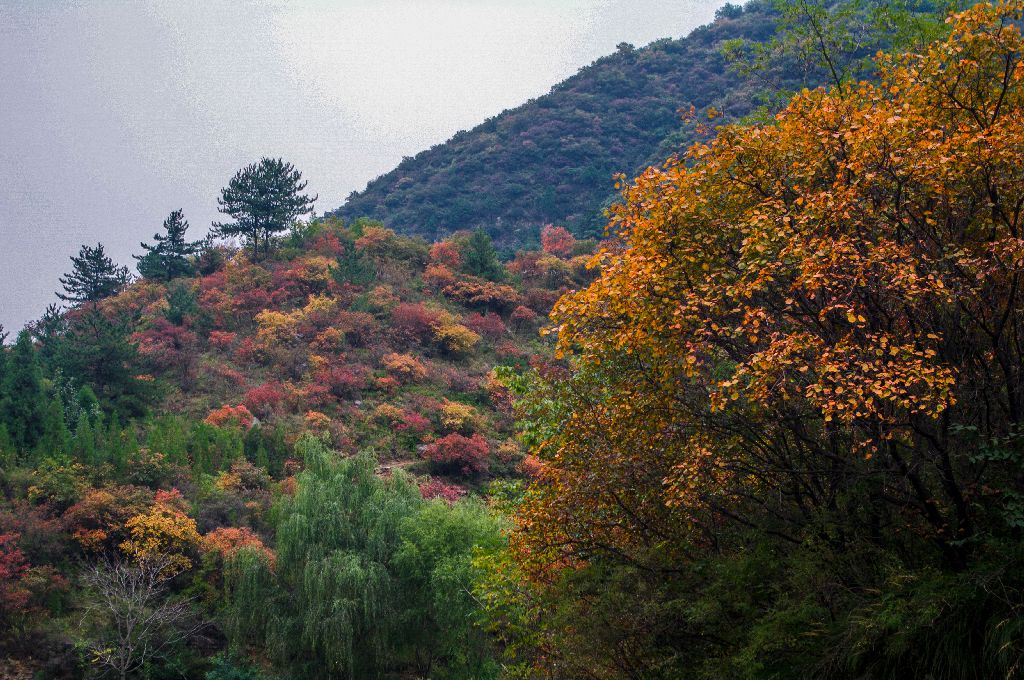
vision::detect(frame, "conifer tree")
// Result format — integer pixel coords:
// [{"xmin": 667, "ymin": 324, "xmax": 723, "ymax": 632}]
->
[
  {"xmin": 57, "ymin": 243, "xmax": 130, "ymax": 305},
  {"xmin": 462, "ymin": 229, "xmax": 504, "ymax": 281},
  {"xmin": 0, "ymin": 424, "xmax": 13, "ymax": 467},
  {"xmin": 73, "ymin": 416, "xmax": 97, "ymax": 466},
  {"xmin": 135, "ymin": 209, "xmax": 202, "ymax": 281},
  {"xmin": 57, "ymin": 309, "xmax": 159, "ymax": 418},
  {"xmin": 37, "ymin": 393, "xmax": 71, "ymax": 459},
  {"xmin": 2, "ymin": 331, "xmax": 44, "ymax": 453},
  {"xmin": 211, "ymin": 157, "xmax": 317, "ymax": 260}
]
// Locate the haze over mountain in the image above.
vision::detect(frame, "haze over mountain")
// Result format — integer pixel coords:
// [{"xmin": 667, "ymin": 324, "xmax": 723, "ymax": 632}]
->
[{"xmin": 0, "ymin": 0, "xmax": 728, "ymax": 335}]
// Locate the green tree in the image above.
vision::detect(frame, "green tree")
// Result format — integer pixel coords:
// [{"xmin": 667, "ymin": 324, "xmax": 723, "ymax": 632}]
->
[
  {"xmin": 461, "ymin": 230, "xmax": 504, "ymax": 281},
  {"xmin": 135, "ymin": 209, "xmax": 202, "ymax": 281},
  {"xmin": 226, "ymin": 438, "xmax": 415, "ymax": 678},
  {"xmin": 331, "ymin": 243, "xmax": 374, "ymax": 286},
  {"xmin": 212, "ymin": 157, "xmax": 317, "ymax": 260},
  {"xmin": 395, "ymin": 499, "xmax": 503, "ymax": 677},
  {"xmin": 2, "ymin": 331, "xmax": 44, "ymax": 454},
  {"xmin": 226, "ymin": 436, "xmax": 501, "ymax": 678},
  {"xmin": 56, "ymin": 309, "xmax": 159, "ymax": 418},
  {"xmin": 57, "ymin": 243, "xmax": 130, "ymax": 305},
  {"xmin": 73, "ymin": 416, "xmax": 98, "ymax": 466},
  {"xmin": 37, "ymin": 393, "xmax": 72, "ymax": 459}
]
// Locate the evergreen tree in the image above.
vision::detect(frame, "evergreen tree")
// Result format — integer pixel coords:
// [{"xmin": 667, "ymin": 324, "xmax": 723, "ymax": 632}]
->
[
  {"xmin": 106, "ymin": 413, "xmax": 129, "ymax": 473},
  {"xmin": 37, "ymin": 393, "xmax": 71, "ymax": 459},
  {"xmin": 0, "ymin": 332, "xmax": 8, "ymax": 426},
  {"xmin": 57, "ymin": 309, "xmax": 160, "ymax": 418},
  {"xmin": 76, "ymin": 384, "xmax": 102, "ymax": 427},
  {"xmin": 73, "ymin": 416, "xmax": 98, "ymax": 466},
  {"xmin": 164, "ymin": 282, "xmax": 198, "ymax": 325},
  {"xmin": 211, "ymin": 157, "xmax": 317, "ymax": 260},
  {"xmin": 462, "ymin": 229, "xmax": 504, "ymax": 281},
  {"xmin": 33, "ymin": 304, "xmax": 69, "ymax": 372},
  {"xmin": 331, "ymin": 243, "xmax": 374, "ymax": 286},
  {"xmin": 135, "ymin": 209, "xmax": 202, "ymax": 281},
  {"xmin": 2, "ymin": 331, "xmax": 44, "ymax": 454},
  {"xmin": 0, "ymin": 424, "xmax": 13, "ymax": 468},
  {"xmin": 57, "ymin": 243, "xmax": 130, "ymax": 305}
]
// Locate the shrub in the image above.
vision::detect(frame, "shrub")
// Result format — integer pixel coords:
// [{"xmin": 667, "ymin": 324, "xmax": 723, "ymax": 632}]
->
[
  {"xmin": 422, "ymin": 433, "xmax": 489, "ymax": 477},
  {"xmin": 391, "ymin": 302, "xmax": 442, "ymax": 344},
  {"xmin": 432, "ymin": 322, "xmax": 481, "ymax": 355},
  {"xmin": 381, "ymin": 352, "xmax": 429, "ymax": 383},
  {"xmin": 316, "ymin": 364, "xmax": 372, "ymax": 399},
  {"xmin": 429, "ymin": 241, "xmax": 462, "ymax": 268},
  {"xmin": 462, "ymin": 312, "xmax": 507, "ymax": 339},
  {"xmin": 422, "ymin": 263, "xmax": 458, "ymax": 290},
  {"xmin": 540, "ymin": 224, "xmax": 575, "ymax": 257},
  {"xmin": 205, "ymin": 405, "xmax": 255, "ymax": 430},
  {"xmin": 243, "ymin": 383, "xmax": 286, "ymax": 418},
  {"xmin": 440, "ymin": 400, "xmax": 477, "ymax": 433},
  {"xmin": 441, "ymin": 280, "xmax": 521, "ymax": 312},
  {"xmin": 208, "ymin": 330, "xmax": 238, "ymax": 350},
  {"xmin": 418, "ymin": 478, "xmax": 467, "ymax": 503}
]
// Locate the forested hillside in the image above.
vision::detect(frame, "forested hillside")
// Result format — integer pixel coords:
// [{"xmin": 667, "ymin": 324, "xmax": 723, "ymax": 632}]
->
[
  {"xmin": 332, "ymin": 1, "xmax": 794, "ymax": 245},
  {"xmin": 0, "ymin": 209, "xmax": 592, "ymax": 676}
]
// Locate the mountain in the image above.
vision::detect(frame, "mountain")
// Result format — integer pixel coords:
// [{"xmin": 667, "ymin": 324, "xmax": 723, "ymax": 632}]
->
[{"xmin": 331, "ymin": 0, "xmax": 801, "ymax": 246}]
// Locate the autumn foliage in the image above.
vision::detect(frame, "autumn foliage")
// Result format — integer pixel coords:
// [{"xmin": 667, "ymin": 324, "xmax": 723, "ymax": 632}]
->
[{"xmin": 501, "ymin": 3, "xmax": 1024, "ymax": 675}]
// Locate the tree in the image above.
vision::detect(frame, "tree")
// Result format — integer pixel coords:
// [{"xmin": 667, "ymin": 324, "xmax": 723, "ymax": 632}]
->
[
  {"xmin": 57, "ymin": 243, "xmax": 130, "ymax": 305},
  {"xmin": 2, "ymin": 331, "xmax": 44, "ymax": 454},
  {"xmin": 36, "ymin": 393, "xmax": 71, "ymax": 460},
  {"xmin": 225, "ymin": 439, "xmax": 418, "ymax": 678},
  {"xmin": 80, "ymin": 555, "xmax": 204, "ymax": 680},
  {"xmin": 135, "ymin": 209, "xmax": 202, "ymax": 281},
  {"xmin": 499, "ymin": 3, "xmax": 1024, "ymax": 676},
  {"xmin": 540, "ymin": 224, "xmax": 575, "ymax": 258},
  {"xmin": 212, "ymin": 157, "xmax": 317, "ymax": 260},
  {"xmin": 461, "ymin": 229, "xmax": 504, "ymax": 281},
  {"xmin": 57, "ymin": 309, "xmax": 160, "ymax": 418},
  {"xmin": 225, "ymin": 436, "xmax": 501, "ymax": 678}
]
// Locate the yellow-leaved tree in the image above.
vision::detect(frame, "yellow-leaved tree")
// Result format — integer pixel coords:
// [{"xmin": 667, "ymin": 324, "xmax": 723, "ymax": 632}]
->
[{"xmin": 487, "ymin": 3, "xmax": 1024, "ymax": 676}]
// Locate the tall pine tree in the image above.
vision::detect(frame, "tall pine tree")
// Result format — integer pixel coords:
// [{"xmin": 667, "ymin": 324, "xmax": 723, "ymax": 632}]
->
[
  {"xmin": 57, "ymin": 243, "xmax": 130, "ymax": 305},
  {"xmin": 2, "ymin": 331, "xmax": 44, "ymax": 454},
  {"xmin": 211, "ymin": 157, "xmax": 316, "ymax": 260},
  {"xmin": 135, "ymin": 209, "xmax": 202, "ymax": 281}
]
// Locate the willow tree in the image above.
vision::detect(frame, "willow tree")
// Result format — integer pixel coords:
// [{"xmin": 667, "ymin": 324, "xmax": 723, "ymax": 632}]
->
[{"xmin": 225, "ymin": 436, "xmax": 420, "ymax": 678}]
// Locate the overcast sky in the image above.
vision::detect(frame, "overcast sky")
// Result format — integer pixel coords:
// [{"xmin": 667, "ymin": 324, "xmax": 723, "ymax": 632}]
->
[{"xmin": 0, "ymin": 0, "xmax": 727, "ymax": 334}]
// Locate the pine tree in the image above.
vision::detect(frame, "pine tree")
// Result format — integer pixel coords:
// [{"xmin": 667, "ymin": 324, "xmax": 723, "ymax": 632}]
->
[
  {"xmin": 57, "ymin": 309, "xmax": 159, "ymax": 418},
  {"xmin": 462, "ymin": 230, "xmax": 504, "ymax": 281},
  {"xmin": 57, "ymin": 243, "xmax": 130, "ymax": 305},
  {"xmin": 2, "ymin": 331, "xmax": 44, "ymax": 454},
  {"xmin": 135, "ymin": 210, "xmax": 202, "ymax": 281},
  {"xmin": 73, "ymin": 416, "xmax": 98, "ymax": 466},
  {"xmin": 211, "ymin": 157, "xmax": 317, "ymax": 260},
  {"xmin": 37, "ymin": 393, "xmax": 72, "ymax": 459}
]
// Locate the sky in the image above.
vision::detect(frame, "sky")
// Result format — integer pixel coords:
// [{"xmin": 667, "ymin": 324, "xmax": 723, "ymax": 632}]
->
[{"xmin": 0, "ymin": 0, "xmax": 728, "ymax": 334}]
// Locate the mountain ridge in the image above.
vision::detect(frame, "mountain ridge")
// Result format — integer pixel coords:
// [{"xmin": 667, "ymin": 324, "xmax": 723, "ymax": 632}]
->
[{"xmin": 330, "ymin": 0, "xmax": 794, "ymax": 246}]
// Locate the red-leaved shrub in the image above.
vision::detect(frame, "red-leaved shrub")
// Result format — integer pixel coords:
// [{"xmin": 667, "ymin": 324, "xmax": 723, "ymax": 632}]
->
[{"xmin": 421, "ymin": 433, "xmax": 489, "ymax": 477}]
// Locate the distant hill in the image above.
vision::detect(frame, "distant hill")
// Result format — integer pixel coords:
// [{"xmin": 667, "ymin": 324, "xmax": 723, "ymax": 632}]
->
[{"xmin": 331, "ymin": 0, "xmax": 810, "ymax": 247}]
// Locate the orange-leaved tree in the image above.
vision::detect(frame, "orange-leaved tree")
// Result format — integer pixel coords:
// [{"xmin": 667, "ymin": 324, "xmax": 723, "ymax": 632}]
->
[{"xmin": 500, "ymin": 1, "xmax": 1024, "ymax": 675}]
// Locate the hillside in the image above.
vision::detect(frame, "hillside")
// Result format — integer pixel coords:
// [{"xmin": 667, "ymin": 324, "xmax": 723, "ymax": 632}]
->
[
  {"xmin": 0, "ymin": 219, "xmax": 591, "ymax": 676},
  {"xmin": 331, "ymin": 0, "xmax": 797, "ymax": 245}
]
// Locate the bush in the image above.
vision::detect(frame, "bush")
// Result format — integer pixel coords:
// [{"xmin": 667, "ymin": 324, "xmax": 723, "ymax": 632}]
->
[{"xmin": 422, "ymin": 433, "xmax": 490, "ymax": 477}]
